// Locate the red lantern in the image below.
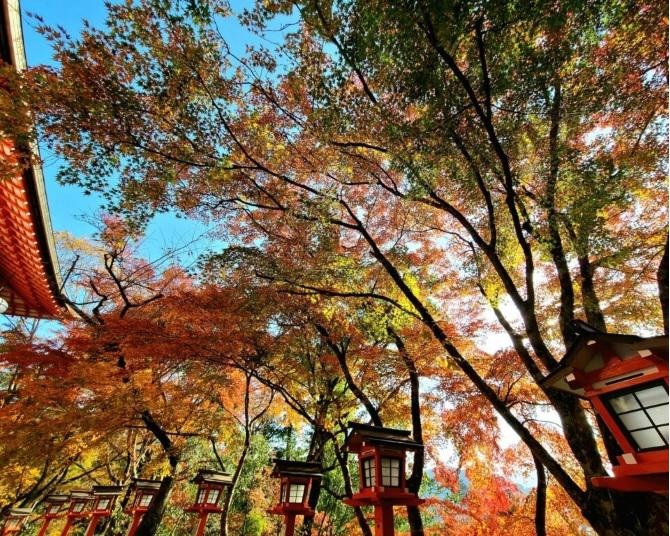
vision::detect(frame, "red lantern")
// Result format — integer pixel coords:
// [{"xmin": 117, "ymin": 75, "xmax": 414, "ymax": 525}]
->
[
  {"xmin": 343, "ymin": 423, "xmax": 424, "ymax": 536},
  {"xmin": 124, "ymin": 479, "xmax": 161, "ymax": 536},
  {"xmin": 84, "ymin": 486, "xmax": 123, "ymax": 536},
  {"xmin": 36, "ymin": 495, "xmax": 69, "ymax": 536},
  {"xmin": 185, "ymin": 470, "xmax": 233, "ymax": 536},
  {"xmin": 0, "ymin": 507, "xmax": 32, "ymax": 536},
  {"xmin": 543, "ymin": 321, "xmax": 668, "ymax": 493},
  {"xmin": 268, "ymin": 459, "xmax": 322, "ymax": 536},
  {"xmin": 60, "ymin": 490, "xmax": 93, "ymax": 536}
]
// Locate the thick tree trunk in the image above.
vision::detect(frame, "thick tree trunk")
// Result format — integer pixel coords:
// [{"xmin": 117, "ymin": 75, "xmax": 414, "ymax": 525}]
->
[
  {"xmin": 389, "ymin": 327, "xmax": 424, "ymax": 536},
  {"xmin": 532, "ymin": 455, "xmax": 547, "ymax": 536},
  {"xmin": 349, "ymin": 212, "xmax": 668, "ymax": 535},
  {"xmin": 135, "ymin": 411, "xmax": 178, "ymax": 535},
  {"xmin": 544, "ymin": 80, "xmax": 577, "ymax": 348},
  {"xmin": 658, "ymin": 237, "xmax": 668, "ymax": 335},
  {"xmin": 576, "ymin": 253, "xmax": 607, "ymax": 331},
  {"xmin": 135, "ymin": 476, "xmax": 173, "ymax": 536},
  {"xmin": 582, "ymin": 489, "xmax": 669, "ymax": 536}
]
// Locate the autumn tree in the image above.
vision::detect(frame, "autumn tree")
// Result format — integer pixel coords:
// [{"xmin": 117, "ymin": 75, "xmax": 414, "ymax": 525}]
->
[{"xmin": 3, "ymin": 0, "xmax": 667, "ymax": 534}]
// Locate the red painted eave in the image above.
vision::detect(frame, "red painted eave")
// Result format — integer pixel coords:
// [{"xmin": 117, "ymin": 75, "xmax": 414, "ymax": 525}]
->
[{"xmin": 0, "ymin": 0, "xmax": 68, "ymax": 320}]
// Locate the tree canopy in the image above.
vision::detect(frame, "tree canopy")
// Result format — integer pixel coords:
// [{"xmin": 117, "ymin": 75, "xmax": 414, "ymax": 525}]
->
[{"xmin": 0, "ymin": 0, "xmax": 667, "ymax": 534}]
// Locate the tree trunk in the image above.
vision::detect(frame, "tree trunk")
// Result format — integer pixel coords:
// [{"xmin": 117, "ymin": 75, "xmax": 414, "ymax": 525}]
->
[
  {"xmin": 350, "ymin": 214, "xmax": 668, "ymax": 534},
  {"xmin": 532, "ymin": 455, "xmax": 547, "ymax": 536},
  {"xmin": 135, "ymin": 411, "xmax": 179, "ymax": 535},
  {"xmin": 135, "ymin": 476, "xmax": 173, "ymax": 536},
  {"xmin": 389, "ymin": 327, "xmax": 424, "ymax": 536},
  {"xmin": 658, "ymin": 237, "xmax": 668, "ymax": 335},
  {"xmin": 220, "ymin": 440, "xmax": 249, "ymax": 536}
]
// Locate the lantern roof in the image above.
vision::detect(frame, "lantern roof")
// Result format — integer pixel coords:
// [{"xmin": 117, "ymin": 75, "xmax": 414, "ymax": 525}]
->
[
  {"xmin": 3, "ymin": 507, "xmax": 32, "ymax": 517},
  {"xmin": 68, "ymin": 490, "xmax": 93, "ymax": 501},
  {"xmin": 193, "ymin": 469, "xmax": 233, "ymax": 486},
  {"xmin": 345, "ymin": 422, "xmax": 423, "ymax": 453},
  {"xmin": 270, "ymin": 459, "xmax": 323, "ymax": 479},
  {"xmin": 44, "ymin": 495, "xmax": 70, "ymax": 504},
  {"xmin": 542, "ymin": 321, "xmax": 668, "ymax": 397},
  {"xmin": 131, "ymin": 479, "xmax": 162, "ymax": 491},
  {"xmin": 0, "ymin": 0, "xmax": 68, "ymax": 319},
  {"xmin": 92, "ymin": 485, "xmax": 123, "ymax": 497}
]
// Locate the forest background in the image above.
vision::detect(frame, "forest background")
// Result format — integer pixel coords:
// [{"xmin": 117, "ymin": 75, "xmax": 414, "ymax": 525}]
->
[{"xmin": 0, "ymin": 1, "xmax": 667, "ymax": 535}]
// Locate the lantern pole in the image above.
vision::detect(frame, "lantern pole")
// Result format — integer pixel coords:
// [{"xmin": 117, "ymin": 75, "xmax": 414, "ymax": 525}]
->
[
  {"xmin": 268, "ymin": 459, "xmax": 322, "ymax": 536},
  {"xmin": 84, "ymin": 514, "xmax": 102, "ymax": 536},
  {"xmin": 36, "ymin": 518, "xmax": 53, "ymax": 536},
  {"xmin": 124, "ymin": 479, "xmax": 162, "ymax": 536},
  {"xmin": 374, "ymin": 504, "xmax": 394, "ymax": 536},
  {"xmin": 127, "ymin": 514, "xmax": 143, "ymax": 536},
  {"xmin": 37, "ymin": 496, "xmax": 69, "ymax": 536},
  {"xmin": 191, "ymin": 512, "xmax": 208, "ymax": 536},
  {"xmin": 342, "ymin": 423, "xmax": 425, "ymax": 536},
  {"xmin": 84, "ymin": 486, "xmax": 123, "ymax": 536},
  {"xmin": 59, "ymin": 516, "xmax": 75, "ymax": 536},
  {"xmin": 185, "ymin": 469, "xmax": 232, "ymax": 536},
  {"xmin": 283, "ymin": 513, "xmax": 297, "ymax": 536}
]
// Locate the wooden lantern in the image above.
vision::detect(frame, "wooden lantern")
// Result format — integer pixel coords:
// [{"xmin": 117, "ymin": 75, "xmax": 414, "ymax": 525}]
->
[
  {"xmin": 0, "ymin": 507, "xmax": 32, "ymax": 536},
  {"xmin": 186, "ymin": 470, "xmax": 233, "ymax": 536},
  {"xmin": 124, "ymin": 479, "xmax": 161, "ymax": 536},
  {"xmin": 60, "ymin": 490, "xmax": 93, "ymax": 536},
  {"xmin": 84, "ymin": 486, "xmax": 123, "ymax": 536},
  {"xmin": 543, "ymin": 321, "xmax": 668, "ymax": 493},
  {"xmin": 36, "ymin": 495, "xmax": 69, "ymax": 536},
  {"xmin": 343, "ymin": 423, "xmax": 424, "ymax": 536},
  {"xmin": 268, "ymin": 459, "xmax": 322, "ymax": 536}
]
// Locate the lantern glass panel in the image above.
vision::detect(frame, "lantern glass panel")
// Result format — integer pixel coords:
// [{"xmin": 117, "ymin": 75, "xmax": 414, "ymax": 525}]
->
[
  {"xmin": 287, "ymin": 484, "xmax": 305, "ymax": 503},
  {"xmin": 630, "ymin": 428, "xmax": 665, "ymax": 449},
  {"xmin": 7, "ymin": 519, "xmax": 21, "ymax": 529},
  {"xmin": 605, "ymin": 382, "xmax": 669, "ymax": 451},
  {"xmin": 619, "ymin": 411, "xmax": 651, "ymax": 430},
  {"xmin": 380, "ymin": 457, "xmax": 401, "ymax": 487},
  {"xmin": 205, "ymin": 489, "xmax": 220, "ymax": 504},
  {"xmin": 197, "ymin": 489, "xmax": 206, "ymax": 504},
  {"xmin": 280, "ymin": 483, "xmax": 287, "ymax": 502},
  {"xmin": 97, "ymin": 498, "xmax": 110, "ymax": 511},
  {"xmin": 138, "ymin": 494, "xmax": 153, "ymax": 508},
  {"xmin": 362, "ymin": 458, "xmax": 376, "ymax": 488},
  {"xmin": 609, "ymin": 393, "xmax": 639, "ymax": 413},
  {"xmin": 636, "ymin": 386, "xmax": 667, "ymax": 407},
  {"xmin": 72, "ymin": 502, "xmax": 85, "ymax": 513},
  {"xmin": 48, "ymin": 504, "xmax": 61, "ymax": 514}
]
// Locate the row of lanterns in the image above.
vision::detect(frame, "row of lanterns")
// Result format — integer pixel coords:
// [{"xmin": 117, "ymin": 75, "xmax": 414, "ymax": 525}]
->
[
  {"xmin": 1, "ymin": 422, "xmax": 425, "ymax": 536},
  {"xmin": 0, "ymin": 473, "xmax": 228, "ymax": 536},
  {"xmin": 2, "ymin": 326, "xmax": 667, "ymax": 536}
]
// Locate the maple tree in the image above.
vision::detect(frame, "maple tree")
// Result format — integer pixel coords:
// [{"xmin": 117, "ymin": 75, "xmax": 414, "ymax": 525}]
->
[{"xmin": 0, "ymin": 0, "xmax": 667, "ymax": 534}]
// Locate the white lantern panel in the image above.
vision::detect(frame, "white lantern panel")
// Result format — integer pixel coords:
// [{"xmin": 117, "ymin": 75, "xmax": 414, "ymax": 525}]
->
[
  {"xmin": 362, "ymin": 458, "xmax": 376, "ymax": 488},
  {"xmin": 287, "ymin": 484, "xmax": 305, "ymax": 503},
  {"xmin": 630, "ymin": 429, "xmax": 665, "ymax": 450},
  {"xmin": 206, "ymin": 489, "xmax": 220, "ymax": 504},
  {"xmin": 635, "ymin": 386, "xmax": 668, "ymax": 408},
  {"xmin": 646, "ymin": 406, "xmax": 669, "ymax": 426},
  {"xmin": 609, "ymin": 393, "xmax": 640, "ymax": 413},
  {"xmin": 619, "ymin": 410, "xmax": 652, "ymax": 431},
  {"xmin": 381, "ymin": 457, "xmax": 401, "ymax": 487}
]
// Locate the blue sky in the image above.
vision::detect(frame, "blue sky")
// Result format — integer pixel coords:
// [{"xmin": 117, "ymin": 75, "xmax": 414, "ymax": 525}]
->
[{"xmin": 20, "ymin": 0, "xmax": 264, "ymax": 262}]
